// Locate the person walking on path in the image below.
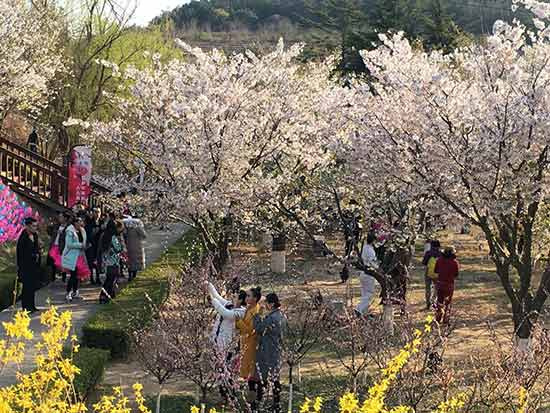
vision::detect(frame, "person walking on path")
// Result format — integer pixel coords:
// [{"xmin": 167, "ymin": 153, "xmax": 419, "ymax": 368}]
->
[
  {"xmin": 253, "ymin": 293, "xmax": 285, "ymax": 413},
  {"xmin": 423, "ymin": 239, "xmax": 442, "ymax": 310},
  {"xmin": 236, "ymin": 286, "xmax": 262, "ymax": 412},
  {"xmin": 99, "ymin": 220, "xmax": 124, "ymax": 302},
  {"xmin": 435, "ymin": 246, "xmax": 459, "ymax": 324},
  {"xmin": 48, "ymin": 211, "xmax": 71, "ymax": 282},
  {"xmin": 85, "ymin": 208, "xmax": 102, "ymax": 285},
  {"xmin": 123, "ymin": 215, "xmax": 147, "ymax": 282},
  {"xmin": 206, "ymin": 281, "xmax": 246, "ymax": 404},
  {"xmin": 388, "ymin": 248, "xmax": 410, "ymax": 315},
  {"xmin": 16, "ymin": 217, "xmax": 41, "ymax": 313},
  {"xmin": 355, "ymin": 232, "xmax": 378, "ymax": 317},
  {"xmin": 62, "ymin": 216, "xmax": 89, "ymax": 302}
]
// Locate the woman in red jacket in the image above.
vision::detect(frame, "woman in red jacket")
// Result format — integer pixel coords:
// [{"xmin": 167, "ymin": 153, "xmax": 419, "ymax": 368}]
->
[{"xmin": 434, "ymin": 246, "xmax": 459, "ymax": 324}]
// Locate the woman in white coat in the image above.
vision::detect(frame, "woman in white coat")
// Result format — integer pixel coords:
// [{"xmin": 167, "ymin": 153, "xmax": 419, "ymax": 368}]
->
[
  {"xmin": 206, "ymin": 281, "xmax": 246, "ymax": 403},
  {"xmin": 207, "ymin": 282, "xmax": 246, "ymax": 352},
  {"xmin": 356, "ymin": 232, "xmax": 379, "ymax": 316}
]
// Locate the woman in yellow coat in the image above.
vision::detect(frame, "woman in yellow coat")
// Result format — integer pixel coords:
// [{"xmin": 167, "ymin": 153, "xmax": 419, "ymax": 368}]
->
[{"xmin": 236, "ymin": 286, "xmax": 262, "ymax": 411}]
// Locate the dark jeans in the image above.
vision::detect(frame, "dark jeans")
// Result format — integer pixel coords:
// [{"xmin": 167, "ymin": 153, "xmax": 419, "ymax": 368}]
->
[
  {"xmin": 21, "ymin": 280, "xmax": 36, "ymax": 311},
  {"xmin": 248, "ymin": 378, "xmax": 281, "ymax": 413},
  {"xmin": 128, "ymin": 270, "xmax": 137, "ymax": 282},
  {"xmin": 102, "ymin": 266, "xmax": 119, "ymax": 300},
  {"xmin": 66, "ymin": 270, "xmax": 79, "ymax": 294}
]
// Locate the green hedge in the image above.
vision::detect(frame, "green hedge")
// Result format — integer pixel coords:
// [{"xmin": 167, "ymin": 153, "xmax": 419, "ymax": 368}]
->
[
  {"xmin": 0, "ymin": 263, "xmax": 54, "ymax": 311},
  {"xmin": 0, "ymin": 270, "xmax": 17, "ymax": 311},
  {"xmin": 65, "ymin": 347, "xmax": 111, "ymax": 400},
  {"xmin": 81, "ymin": 230, "xmax": 202, "ymax": 359}
]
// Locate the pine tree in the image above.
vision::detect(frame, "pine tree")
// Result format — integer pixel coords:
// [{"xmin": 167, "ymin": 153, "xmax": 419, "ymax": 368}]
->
[
  {"xmin": 303, "ymin": 0, "xmax": 371, "ymax": 77},
  {"xmin": 421, "ymin": 0, "xmax": 471, "ymax": 52}
]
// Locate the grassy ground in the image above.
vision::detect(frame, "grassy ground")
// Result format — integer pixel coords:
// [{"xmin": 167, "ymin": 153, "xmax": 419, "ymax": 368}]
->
[{"xmin": 99, "ymin": 229, "xmax": 550, "ymax": 410}]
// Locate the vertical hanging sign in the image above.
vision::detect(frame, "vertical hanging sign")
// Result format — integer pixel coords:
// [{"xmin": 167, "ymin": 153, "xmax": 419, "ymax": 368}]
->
[{"xmin": 67, "ymin": 145, "xmax": 92, "ymax": 208}]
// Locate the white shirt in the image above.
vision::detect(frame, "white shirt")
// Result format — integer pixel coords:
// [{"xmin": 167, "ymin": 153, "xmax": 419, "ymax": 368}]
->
[
  {"xmin": 208, "ymin": 282, "xmax": 245, "ymax": 352},
  {"xmin": 361, "ymin": 243, "xmax": 378, "ymax": 270}
]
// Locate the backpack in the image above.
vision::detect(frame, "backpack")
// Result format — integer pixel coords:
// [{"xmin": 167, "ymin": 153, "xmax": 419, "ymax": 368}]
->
[{"xmin": 426, "ymin": 256, "xmax": 438, "ymax": 280}]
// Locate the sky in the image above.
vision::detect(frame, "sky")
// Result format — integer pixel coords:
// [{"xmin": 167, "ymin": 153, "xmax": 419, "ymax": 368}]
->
[{"xmin": 131, "ymin": 0, "xmax": 188, "ymax": 26}]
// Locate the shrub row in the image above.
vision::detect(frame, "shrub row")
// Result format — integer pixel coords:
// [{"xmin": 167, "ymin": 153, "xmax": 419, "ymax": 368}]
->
[
  {"xmin": 81, "ymin": 229, "xmax": 202, "ymax": 359},
  {"xmin": 64, "ymin": 347, "xmax": 111, "ymax": 400},
  {"xmin": 0, "ymin": 264, "xmax": 55, "ymax": 311},
  {"xmin": 0, "ymin": 269, "xmax": 17, "ymax": 311}
]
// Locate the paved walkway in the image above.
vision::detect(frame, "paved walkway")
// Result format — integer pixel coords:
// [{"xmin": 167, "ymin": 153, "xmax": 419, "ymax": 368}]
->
[{"xmin": 0, "ymin": 223, "xmax": 187, "ymax": 388}]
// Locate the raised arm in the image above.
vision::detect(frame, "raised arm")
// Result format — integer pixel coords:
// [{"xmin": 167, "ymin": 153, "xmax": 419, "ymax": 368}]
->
[
  {"xmin": 208, "ymin": 282, "xmax": 230, "ymax": 307},
  {"xmin": 211, "ymin": 298, "xmax": 243, "ymax": 320}
]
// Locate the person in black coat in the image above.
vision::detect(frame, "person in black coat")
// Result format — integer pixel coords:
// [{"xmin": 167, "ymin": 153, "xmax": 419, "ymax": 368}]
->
[
  {"xmin": 85, "ymin": 207, "xmax": 103, "ymax": 285},
  {"xmin": 27, "ymin": 128, "xmax": 39, "ymax": 153},
  {"xmin": 16, "ymin": 217, "xmax": 41, "ymax": 312}
]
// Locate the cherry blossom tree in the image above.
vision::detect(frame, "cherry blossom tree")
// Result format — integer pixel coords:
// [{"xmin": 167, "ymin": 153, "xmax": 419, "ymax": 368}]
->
[
  {"xmin": 353, "ymin": 1, "xmax": 550, "ymax": 344},
  {"xmin": 0, "ymin": 0, "xmax": 65, "ymax": 121},
  {"xmin": 131, "ymin": 263, "xmax": 224, "ymax": 409},
  {"xmin": 85, "ymin": 40, "xmax": 352, "ymax": 270}
]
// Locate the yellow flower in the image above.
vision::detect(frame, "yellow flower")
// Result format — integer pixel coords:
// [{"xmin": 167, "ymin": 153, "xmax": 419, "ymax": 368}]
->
[
  {"xmin": 339, "ymin": 392, "xmax": 359, "ymax": 413},
  {"xmin": 434, "ymin": 393, "xmax": 467, "ymax": 413},
  {"xmin": 518, "ymin": 387, "xmax": 528, "ymax": 413},
  {"xmin": 301, "ymin": 397, "xmax": 312, "ymax": 413},
  {"xmin": 313, "ymin": 397, "xmax": 323, "ymax": 412},
  {"xmin": 2, "ymin": 311, "xmax": 33, "ymax": 340},
  {"xmin": 191, "ymin": 406, "xmax": 200, "ymax": 413}
]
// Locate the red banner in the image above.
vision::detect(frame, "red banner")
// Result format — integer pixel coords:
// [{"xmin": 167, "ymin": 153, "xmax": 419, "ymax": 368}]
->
[{"xmin": 68, "ymin": 145, "xmax": 92, "ymax": 208}]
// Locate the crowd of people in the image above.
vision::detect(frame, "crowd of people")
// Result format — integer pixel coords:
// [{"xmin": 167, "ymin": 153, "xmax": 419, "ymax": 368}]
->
[
  {"xmin": 15, "ymin": 201, "xmax": 458, "ymax": 410},
  {"xmin": 354, "ymin": 229, "xmax": 460, "ymax": 325},
  {"xmin": 207, "ymin": 282, "xmax": 285, "ymax": 413},
  {"xmin": 15, "ymin": 204, "xmax": 147, "ymax": 312}
]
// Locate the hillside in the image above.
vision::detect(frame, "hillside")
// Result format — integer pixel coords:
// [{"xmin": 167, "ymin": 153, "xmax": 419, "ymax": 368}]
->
[
  {"xmin": 150, "ymin": 0, "xmax": 533, "ymax": 75},
  {"xmin": 153, "ymin": 0, "xmax": 530, "ymax": 39}
]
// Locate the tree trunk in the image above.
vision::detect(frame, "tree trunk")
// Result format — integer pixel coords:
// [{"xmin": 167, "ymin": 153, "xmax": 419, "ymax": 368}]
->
[
  {"xmin": 213, "ymin": 235, "xmax": 230, "ymax": 271},
  {"xmin": 199, "ymin": 386, "xmax": 208, "ymax": 406},
  {"xmin": 288, "ymin": 364, "xmax": 294, "ymax": 413},
  {"xmin": 383, "ymin": 304, "xmax": 394, "ymax": 335},
  {"xmin": 155, "ymin": 383, "xmax": 162, "ymax": 413},
  {"xmin": 271, "ymin": 234, "xmax": 286, "ymax": 274}
]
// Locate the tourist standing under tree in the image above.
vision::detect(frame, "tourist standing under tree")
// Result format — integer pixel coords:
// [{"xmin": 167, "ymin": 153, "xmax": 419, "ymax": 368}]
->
[
  {"xmin": 206, "ymin": 281, "xmax": 246, "ymax": 404},
  {"xmin": 85, "ymin": 207, "xmax": 102, "ymax": 285},
  {"xmin": 16, "ymin": 217, "xmax": 41, "ymax": 313},
  {"xmin": 100, "ymin": 220, "xmax": 124, "ymax": 302},
  {"xmin": 27, "ymin": 128, "xmax": 39, "ymax": 154},
  {"xmin": 355, "ymin": 232, "xmax": 378, "ymax": 317},
  {"xmin": 253, "ymin": 293, "xmax": 285, "ymax": 413},
  {"xmin": 123, "ymin": 215, "xmax": 147, "ymax": 282},
  {"xmin": 423, "ymin": 239, "xmax": 442, "ymax": 310},
  {"xmin": 435, "ymin": 246, "xmax": 459, "ymax": 324},
  {"xmin": 236, "ymin": 287, "xmax": 262, "ymax": 412},
  {"xmin": 62, "ymin": 216, "xmax": 88, "ymax": 302},
  {"xmin": 48, "ymin": 211, "xmax": 70, "ymax": 282}
]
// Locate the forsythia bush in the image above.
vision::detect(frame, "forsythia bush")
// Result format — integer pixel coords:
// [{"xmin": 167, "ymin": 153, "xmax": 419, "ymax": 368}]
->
[
  {"xmin": 299, "ymin": 317, "xmax": 438, "ymax": 413},
  {"xmin": 191, "ymin": 316, "xmax": 529, "ymax": 413},
  {"xmin": 0, "ymin": 307, "xmax": 151, "ymax": 413},
  {"xmin": 0, "ymin": 310, "xmax": 530, "ymax": 413}
]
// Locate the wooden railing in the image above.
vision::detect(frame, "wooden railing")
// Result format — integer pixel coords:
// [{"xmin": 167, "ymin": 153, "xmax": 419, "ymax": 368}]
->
[{"xmin": 0, "ymin": 134, "xmax": 109, "ymax": 210}]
